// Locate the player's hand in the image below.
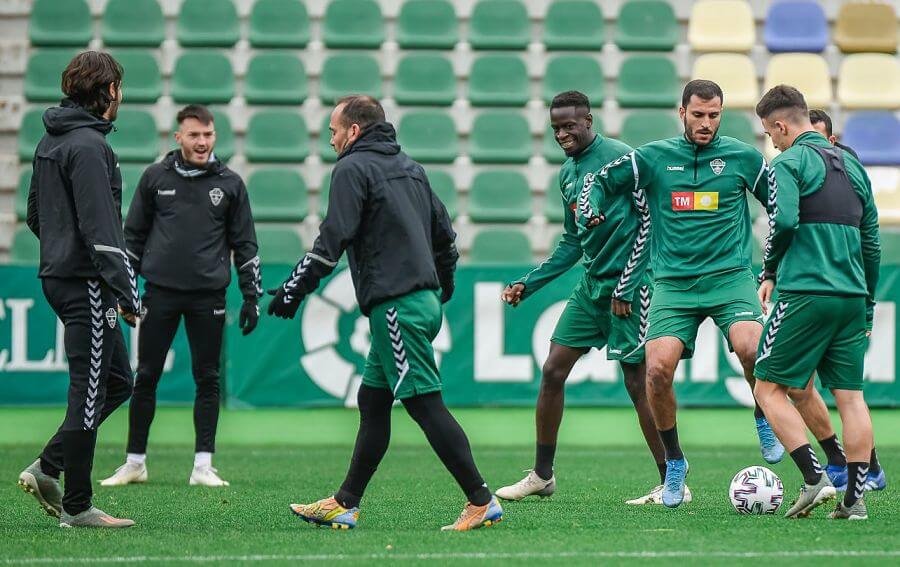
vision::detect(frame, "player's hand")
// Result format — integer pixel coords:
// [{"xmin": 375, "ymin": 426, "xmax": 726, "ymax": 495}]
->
[
  {"xmin": 758, "ymin": 279, "xmax": 775, "ymax": 315},
  {"xmin": 239, "ymin": 298, "xmax": 260, "ymax": 335},
  {"xmin": 117, "ymin": 301, "xmax": 139, "ymax": 328},
  {"xmin": 266, "ymin": 287, "xmax": 303, "ymax": 319},
  {"xmin": 501, "ymin": 283, "xmax": 525, "ymax": 307},
  {"xmin": 611, "ymin": 298, "xmax": 632, "ymax": 318}
]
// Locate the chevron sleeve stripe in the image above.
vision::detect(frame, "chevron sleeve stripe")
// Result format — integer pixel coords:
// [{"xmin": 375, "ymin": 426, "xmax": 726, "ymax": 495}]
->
[{"xmin": 612, "ymin": 154, "xmax": 649, "ymax": 301}]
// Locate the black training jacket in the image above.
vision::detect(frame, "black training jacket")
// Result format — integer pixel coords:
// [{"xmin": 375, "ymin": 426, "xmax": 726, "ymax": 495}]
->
[
  {"xmin": 281, "ymin": 122, "xmax": 457, "ymax": 316},
  {"xmin": 124, "ymin": 150, "xmax": 262, "ymax": 300},
  {"xmin": 26, "ymin": 99, "xmax": 140, "ymax": 313}
]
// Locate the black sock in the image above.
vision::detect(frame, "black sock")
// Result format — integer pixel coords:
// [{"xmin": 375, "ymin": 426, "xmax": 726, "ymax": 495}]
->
[
  {"xmin": 534, "ymin": 444, "xmax": 556, "ymax": 481},
  {"xmin": 657, "ymin": 462, "xmax": 667, "ymax": 484},
  {"xmin": 789, "ymin": 444, "xmax": 823, "ymax": 486},
  {"xmin": 658, "ymin": 426, "xmax": 683, "ymax": 461},
  {"xmin": 335, "ymin": 385, "xmax": 394, "ymax": 510},
  {"xmin": 870, "ymin": 448, "xmax": 881, "ymax": 475},
  {"xmin": 61, "ymin": 429, "xmax": 97, "ymax": 516},
  {"xmin": 753, "ymin": 402, "xmax": 765, "ymax": 420},
  {"xmin": 844, "ymin": 462, "xmax": 869, "ymax": 507},
  {"xmin": 818, "ymin": 435, "xmax": 847, "ymax": 468}
]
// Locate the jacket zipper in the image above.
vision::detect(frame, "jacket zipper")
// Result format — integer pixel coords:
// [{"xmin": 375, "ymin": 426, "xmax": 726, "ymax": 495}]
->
[{"xmin": 693, "ymin": 145, "xmax": 699, "ymax": 183}]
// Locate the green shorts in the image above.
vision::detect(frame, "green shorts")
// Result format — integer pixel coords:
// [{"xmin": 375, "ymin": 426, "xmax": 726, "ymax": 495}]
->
[
  {"xmin": 551, "ymin": 273, "xmax": 651, "ymax": 363},
  {"xmin": 646, "ymin": 267, "xmax": 762, "ymax": 358},
  {"xmin": 362, "ymin": 289, "xmax": 443, "ymax": 400},
  {"xmin": 754, "ymin": 292, "xmax": 867, "ymax": 391}
]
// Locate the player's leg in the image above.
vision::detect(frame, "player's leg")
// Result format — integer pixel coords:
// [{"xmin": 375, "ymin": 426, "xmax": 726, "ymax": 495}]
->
[
  {"xmin": 829, "ymin": 389, "xmax": 872, "ymax": 520},
  {"xmin": 788, "ymin": 381, "xmax": 848, "ymax": 489},
  {"xmin": 623, "ymin": 362, "xmax": 666, "ymax": 484}
]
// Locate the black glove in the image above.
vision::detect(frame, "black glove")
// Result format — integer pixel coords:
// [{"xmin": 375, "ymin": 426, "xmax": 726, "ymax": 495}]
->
[
  {"xmin": 117, "ymin": 299, "xmax": 139, "ymax": 328},
  {"xmin": 266, "ymin": 287, "xmax": 304, "ymax": 319},
  {"xmin": 239, "ymin": 298, "xmax": 260, "ymax": 335},
  {"xmin": 439, "ymin": 279, "xmax": 455, "ymax": 304}
]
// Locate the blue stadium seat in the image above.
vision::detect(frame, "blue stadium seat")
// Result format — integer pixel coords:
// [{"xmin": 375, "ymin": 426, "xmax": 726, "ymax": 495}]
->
[
  {"xmin": 842, "ymin": 112, "xmax": 900, "ymax": 165},
  {"xmin": 764, "ymin": 1, "xmax": 829, "ymax": 53}
]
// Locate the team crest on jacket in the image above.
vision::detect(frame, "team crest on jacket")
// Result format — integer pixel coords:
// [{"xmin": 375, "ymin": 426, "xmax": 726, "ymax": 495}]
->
[
  {"xmin": 105, "ymin": 307, "xmax": 117, "ymax": 329},
  {"xmin": 710, "ymin": 158, "xmax": 726, "ymax": 175},
  {"xmin": 209, "ymin": 187, "xmax": 224, "ymax": 206}
]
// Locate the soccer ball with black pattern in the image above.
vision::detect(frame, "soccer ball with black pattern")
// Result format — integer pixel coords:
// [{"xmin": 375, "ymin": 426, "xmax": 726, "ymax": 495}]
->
[{"xmin": 729, "ymin": 466, "xmax": 784, "ymax": 514}]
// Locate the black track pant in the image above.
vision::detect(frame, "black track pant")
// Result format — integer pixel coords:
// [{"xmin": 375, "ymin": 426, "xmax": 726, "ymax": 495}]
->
[
  {"xmin": 127, "ymin": 284, "xmax": 226, "ymax": 455},
  {"xmin": 38, "ymin": 277, "xmax": 134, "ymax": 516}
]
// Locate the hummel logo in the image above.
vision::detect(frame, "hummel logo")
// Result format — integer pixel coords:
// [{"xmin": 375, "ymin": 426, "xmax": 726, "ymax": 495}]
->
[
  {"xmin": 609, "ymin": 348, "xmax": 623, "ymax": 354},
  {"xmin": 666, "ymin": 165, "xmax": 684, "ymax": 171},
  {"xmin": 158, "ymin": 189, "xmax": 176, "ymax": 196},
  {"xmin": 734, "ymin": 311, "xmax": 753, "ymax": 317},
  {"xmin": 564, "ymin": 182, "xmax": 574, "ymax": 190},
  {"xmin": 213, "ymin": 308, "xmax": 226, "ymax": 316}
]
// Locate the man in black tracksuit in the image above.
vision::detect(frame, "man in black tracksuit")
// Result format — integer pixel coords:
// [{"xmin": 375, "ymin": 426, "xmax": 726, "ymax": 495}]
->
[
  {"xmin": 100, "ymin": 105, "xmax": 261, "ymax": 488},
  {"xmin": 17, "ymin": 51, "xmax": 139, "ymax": 528},
  {"xmin": 269, "ymin": 95, "xmax": 503, "ymax": 531}
]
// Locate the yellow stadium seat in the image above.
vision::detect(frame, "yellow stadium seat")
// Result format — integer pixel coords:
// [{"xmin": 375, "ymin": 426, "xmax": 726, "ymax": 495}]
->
[
  {"xmin": 834, "ymin": 2, "xmax": 898, "ymax": 54},
  {"xmin": 764, "ymin": 54, "xmax": 832, "ymax": 109},
  {"xmin": 691, "ymin": 54, "xmax": 758, "ymax": 109},
  {"xmin": 688, "ymin": 0, "xmax": 755, "ymax": 52},
  {"xmin": 837, "ymin": 54, "xmax": 900, "ymax": 110},
  {"xmin": 873, "ymin": 168, "xmax": 900, "ymax": 226}
]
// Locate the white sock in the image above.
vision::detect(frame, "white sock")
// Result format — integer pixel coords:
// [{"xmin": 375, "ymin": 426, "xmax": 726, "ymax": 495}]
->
[
  {"xmin": 126, "ymin": 453, "xmax": 146, "ymax": 465},
  {"xmin": 194, "ymin": 452, "xmax": 212, "ymax": 468}
]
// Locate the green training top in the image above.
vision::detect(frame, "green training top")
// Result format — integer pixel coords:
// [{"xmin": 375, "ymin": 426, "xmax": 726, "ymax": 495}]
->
[
  {"xmin": 581, "ymin": 134, "xmax": 768, "ymax": 280},
  {"xmin": 763, "ymin": 131, "xmax": 880, "ymax": 328},
  {"xmin": 513, "ymin": 134, "xmax": 640, "ymax": 301}
]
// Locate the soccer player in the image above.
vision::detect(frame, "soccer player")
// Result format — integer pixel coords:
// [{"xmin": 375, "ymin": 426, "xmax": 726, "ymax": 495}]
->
[
  {"xmin": 268, "ymin": 96, "xmax": 503, "ymax": 531},
  {"xmin": 17, "ymin": 51, "xmax": 139, "ymax": 528},
  {"xmin": 100, "ymin": 105, "xmax": 262, "ymax": 488},
  {"xmin": 753, "ymin": 86, "xmax": 879, "ymax": 520},
  {"xmin": 495, "ymin": 91, "xmax": 681, "ymax": 505}
]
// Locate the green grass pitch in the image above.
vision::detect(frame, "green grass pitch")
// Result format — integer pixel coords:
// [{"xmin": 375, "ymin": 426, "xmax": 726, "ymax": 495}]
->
[{"xmin": 1, "ymin": 407, "xmax": 898, "ymax": 565}]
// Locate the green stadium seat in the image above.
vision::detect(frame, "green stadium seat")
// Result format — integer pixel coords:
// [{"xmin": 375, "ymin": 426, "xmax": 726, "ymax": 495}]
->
[
  {"xmin": 620, "ymin": 110, "xmax": 681, "ymax": 147},
  {"xmin": 323, "ymin": 0, "xmax": 384, "ymax": 48},
  {"xmin": 469, "ymin": 0, "xmax": 530, "ymax": 50},
  {"xmin": 249, "ymin": 0, "xmax": 310, "ymax": 48},
  {"xmin": 394, "ymin": 54, "xmax": 456, "ymax": 106},
  {"xmin": 617, "ymin": 56, "xmax": 679, "ymax": 108},
  {"xmin": 397, "ymin": 111, "xmax": 458, "ymax": 164},
  {"xmin": 881, "ymin": 231, "xmax": 900, "ymax": 264},
  {"xmin": 19, "ymin": 109, "xmax": 45, "ymax": 162},
  {"xmin": 247, "ymin": 168, "xmax": 308, "ymax": 222},
  {"xmin": 245, "ymin": 53, "xmax": 307, "ymax": 105},
  {"xmin": 543, "ymin": 1, "xmax": 604, "ymax": 50},
  {"xmin": 543, "ymin": 55, "xmax": 605, "ymax": 105},
  {"xmin": 108, "ymin": 110, "xmax": 159, "ymax": 162},
  {"xmin": 15, "ymin": 169, "xmax": 32, "ymax": 221},
  {"xmin": 544, "ymin": 175, "xmax": 566, "ymax": 222},
  {"xmin": 469, "ymin": 171, "xmax": 532, "ymax": 222},
  {"xmin": 469, "ymin": 112, "xmax": 532, "ymax": 164},
  {"xmin": 256, "ymin": 225, "xmax": 305, "ymax": 264},
  {"xmin": 245, "ymin": 111, "xmax": 309, "ymax": 163},
  {"xmin": 120, "ymin": 163, "xmax": 148, "ymax": 215},
  {"xmin": 29, "ymin": 0, "xmax": 92, "ymax": 47},
  {"xmin": 319, "ymin": 54, "xmax": 382, "ymax": 104},
  {"xmin": 615, "ymin": 0, "xmax": 679, "ymax": 51},
  {"xmin": 111, "ymin": 50, "xmax": 162, "ymax": 103},
  {"xmin": 469, "ymin": 229, "xmax": 533, "ymax": 264},
  {"xmin": 177, "ymin": 0, "xmax": 239, "ymax": 47},
  {"xmin": 171, "ymin": 51, "xmax": 234, "ymax": 104},
  {"xmin": 170, "ymin": 112, "xmax": 236, "ymax": 162},
  {"xmin": 24, "ymin": 50, "xmax": 77, "ymax": 102},
  {"xmin": 102, "ymin": 0, "xmax": 165, "ymax": 47},
  {"xmin": 397, "ymin": 0, "xmax": 458, "ymax": 49},
  {"xmin": 426, "ymin": 169, "xmax": 458, "ymax": 220},
  {"xmin": 469, "ymin": 55, "xmax": 529, "ymax": 106},
  {"xmin": 319, "ymin": 172, "xmax": 332, "ymax": 217},
  {"xmin": 10, "ymin": 226, "xmax": 40, "ymax": 265},
  {"xmin": 718, "ymin": 112, "xmax": 756, "ymax": 145}
]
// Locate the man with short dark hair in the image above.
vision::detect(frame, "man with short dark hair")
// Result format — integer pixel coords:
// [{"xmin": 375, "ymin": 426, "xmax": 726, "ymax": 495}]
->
[
  {"xmin": 18, "ymin": 51, "xmax": 139, "ymax": 528},
  {"xmin": 753, "ymin": 85, "xmax": 880, "ymax": 519},
  {"xmin": 99, "ymin": 104, "xmax": 261, "ymax": 488},
  {"xmin": 268, "ymin": 95, "xmax": 503, "ymax": 531},
  {"xmin": 809, "ymin": 109, "xmax": 860, "ymax": 160}
]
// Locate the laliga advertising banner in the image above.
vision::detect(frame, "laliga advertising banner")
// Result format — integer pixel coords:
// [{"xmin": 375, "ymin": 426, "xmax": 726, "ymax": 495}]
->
[{"xmin": 0, "ymin": 265, "xmax": 897, "ymax": 407}]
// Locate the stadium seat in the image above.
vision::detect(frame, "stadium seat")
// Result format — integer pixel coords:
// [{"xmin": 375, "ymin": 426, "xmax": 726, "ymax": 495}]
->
[
  {"xmin": 244, "ymin": 53, "xmax": 307, "ymax": 105},
  {"xmin": 171, "ymin": 51, "xmax": 234, "ymax": 104},
  {"xmin": 688, "ymin": 0, "xmax": 755, "ymax": 52},
  {"xmin": 323, "ymin": 0, "xmax": 384, "ymax": 48},
  {"xmin": 256, "ymin": 225, "xmax": 305, "ymax": 264},
  {"xmin": 469, "ymin": 55, "xmax": 529, "ymax": 107},
  {"xmin": 468, "ymin": 229, "xmax": 533, "ymax": 264},
  {"xmin": 543, "ymin": 1, "xmax": 604, "ymax": 50},
  {"xmin": 177, "ymin": 0, "xmax": 239, "ymax": 47},
  {"xmin": 15, "ymin": 170, "xmax": 31, "ymax": 221},
  {"xmin": 544, "ymin": 176, "xmax": 565, "ymax": 222},
  {"xmin": 837, "ymin": 54, "xmax": 900, "ymax": 110},
  {"xmin": 18, "ymin": 109, "xmax": 45, "ymax": 162},
  {"xmin": 717, "ymin": 112, "xmax": 756, "ymax": 145},
  {"xmin": 111, "ymin": 50, "xmax": 162, "ymax": 103},
  {"xmin": 248, "ymin": 0, "xmax": 310, "ymax": 48},
  {"xmin": 29, "ymin": 0, "xmax": 92, "ymax": 47},
  {"xmin": 764, "ymin": 54, "xmax": 831, "ymax": 109},
  {"xmin": 426, "ymin": 169, "xmax": 458, "ymax": 220},
  {"xmin": 397, "ymin": 0, "xmax": 458, "ymax": 49},
  {"xmin": 245, "ymin": 111, "xmax": 309, "ymax": 163},
  {"xmin": 107, "ymin": 110, "xmax": 159, "ymax": 162},
  {"xmin": 319, "ymin": 172, "xmax": 331, "ymax": 216},
  {"xmin": 615, "ymin": 0, "xmax": 678, "ymax": 51},
  {"xmin": 469, "ymin": 112, "xmax": 533, "ymax": 164},
  {"xmin": 842, "ymin": 112, "xmax": 900, "ymax": 166},
  {"xmin": 394, "ymin": 54, "xmax": 456, "ymax": 106},
  {"xmin": 102, "ymin": 0, "xmax": 166, "ymax": 47},
  {"xmin": 120, "ymin": 163, "xmax": 147, "ymax": 214},
  {"xmin": 469, "ymin": 171, "xmax": 532, "ymax": 223},
  {"xmin": 319, "ymin": 54, "xmax": 382, "ymax": 104},
  {"xmin": 24, "ymin": 50, "xmax": 77, "ymax": 102},
  {"xmin": 763, "ymin": 1, "xmax": 828, "ymax": 53},
  {"xmin": 616, "ymin": 56, "xmax": 679, "ymax": 108},
  {"xmin": 620, "ymin": 110, "xmax": 680, "ymax": 148},
  {"xmin": 691, "ymin": 54, "xmax": 758, "ymax": 109},
  {"xmin": 542, "ymin": 55, "xmax": 605, "ymax": 105},
  {"xmin": 397, "ymin": 111, "xmax": 458, "ymax": 164},
  {"xmin": 469, "ymin": 0, "xmax": 530, "ymax": 50},
  {"xmin": 872, "ymin": 169, "xmax": 900, "ymax": 223},
  {"xmin": 880, "ymin": 231, "xmax": 900, "ymax": 262},
  {"xmin": 834, "ymin": 2, "xmax": 898, "ymax": 54},
  {"xmin": 247, "ymin": 169, "xmax": 308, "ymax": 222},
  {"xmin": 10, "ymin": 226, "xmax": 40, "ymax": 265}
]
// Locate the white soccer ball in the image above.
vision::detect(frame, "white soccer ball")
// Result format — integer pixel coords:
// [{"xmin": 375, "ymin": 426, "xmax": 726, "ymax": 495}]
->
[{"xmin": 729, "ymin": 466, "xmax": 784, "ymax": 514}]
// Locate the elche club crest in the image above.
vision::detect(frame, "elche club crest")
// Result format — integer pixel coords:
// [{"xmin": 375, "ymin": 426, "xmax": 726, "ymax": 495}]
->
[
  {"xmin": 209, "ymin": 187, "xmax": 224, "ymax": 206},
  {"xmin": 105, "ymin": 307, "xmax": 117, "ymax": 329},
  {"xmin": 710, "ymin": 158, "xmax": 726, "ymax": 175}
]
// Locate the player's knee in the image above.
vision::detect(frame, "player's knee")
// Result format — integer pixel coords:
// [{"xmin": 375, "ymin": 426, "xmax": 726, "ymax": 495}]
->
[
  {"xmin": 194, "ymin": 368, "xmax": 220, "ymax": 395},
  {"xmin": 622, "ymin": 365, "xmax": 645, "ymax": 400},
  {"xmin": 540, "ymin": 360, "xmax": 569, "ymax": 390},
  {"xmin": 645, "ymin": 360, "xmax": 674, "ymax": 390}
]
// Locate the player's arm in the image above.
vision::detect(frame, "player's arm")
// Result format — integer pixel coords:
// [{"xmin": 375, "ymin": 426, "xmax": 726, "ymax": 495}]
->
[
  {"xmin": 123, "ymin": 168, "xmax": 155, "ymax": 274},
  {"xmin": 429, "ymin": 185, "xmax": 459, "ymax": 304},
  {"xmin": 856, "ymin": 168, "xmax": 881, "ymax": 331},
  {"xmin": 747, "ymin": 151, "xmax": 770, "ymax": 207},
  {"xmin": 25, "ymin": 163, "xmax": 39, "ymax": 238},
  {"xmin": 227, "ymin": 179, "xmax": 263, "ymax": 335},
  {"xmin": 760, "ymin": 157, "xmax": 800, "ymax": 282}
]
